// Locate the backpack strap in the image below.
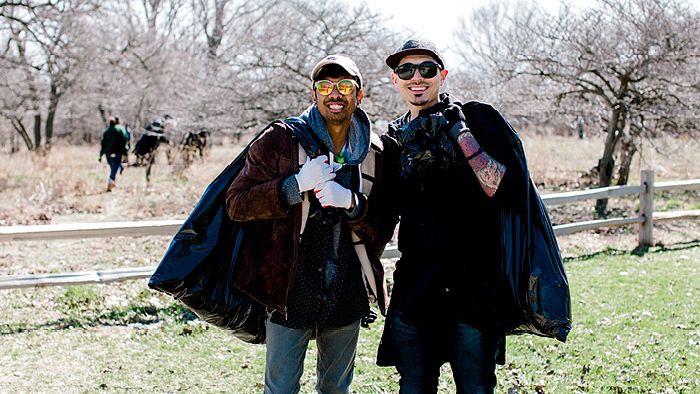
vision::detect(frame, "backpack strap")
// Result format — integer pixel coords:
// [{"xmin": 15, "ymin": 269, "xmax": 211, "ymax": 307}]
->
[
  {"xmin": 352, "ymin": 131, "xmax": 382, "ymax": 302},
  {"xmin": 358, "ymin": 131, "xmax": 382, "ymax": 196},
  {"xmin": 298, "ymin": 145, "xmax": 310, "ymax": 235},
  {"xmin": 352, "ymin": 231, "xmax": 378, "ymax": 302}
]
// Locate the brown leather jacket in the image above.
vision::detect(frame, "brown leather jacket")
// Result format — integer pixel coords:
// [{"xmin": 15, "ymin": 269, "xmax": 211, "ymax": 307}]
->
[{"xmin": 225, "ymin": 121, "xmax": 396, "ymax": 316}]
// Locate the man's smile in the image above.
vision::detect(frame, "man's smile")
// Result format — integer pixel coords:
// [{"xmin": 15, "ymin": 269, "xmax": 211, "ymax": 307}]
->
[
  {"xmin": 326, "ymin": 101, "xmax": 347, "ymax": 113},
  {"xmin": 408, "ymin": 85, "xmax": 428, "ymax": 93}
]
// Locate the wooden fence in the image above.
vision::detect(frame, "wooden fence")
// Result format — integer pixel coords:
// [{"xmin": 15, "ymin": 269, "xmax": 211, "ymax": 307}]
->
[{"xmin": 0, "ymin": 170, "xmax": 698, "ymax": 290}]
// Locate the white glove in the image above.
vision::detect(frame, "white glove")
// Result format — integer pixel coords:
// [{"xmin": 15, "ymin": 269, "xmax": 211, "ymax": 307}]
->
[
  {"xmin": 314, "ymin": 180, "xmax": 354, "ymax": 209},
  {"xmin": 295, "ymin": 155, "xmax": 335, "ymax": 192}
]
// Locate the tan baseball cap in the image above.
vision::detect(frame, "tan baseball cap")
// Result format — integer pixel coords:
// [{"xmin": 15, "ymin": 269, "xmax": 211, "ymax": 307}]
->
[{"xmin": 310, "ymin": 54, "xmax": 363, "ymax": 89}]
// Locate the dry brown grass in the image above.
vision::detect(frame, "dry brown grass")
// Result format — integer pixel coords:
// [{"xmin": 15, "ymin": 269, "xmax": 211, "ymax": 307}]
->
[
  {"xmin": 517, "ymin": 132, "xmax": 699, "ymax": 256},
  {"xmin": 0, "ymin": 134, "xmax": 697, "ymax": 268},
  {"xmin": 0, "ymin": 143, "xmax": 244, "ymax": 225},
  {"xmin": 1, "ymin": 134, "xmax": 697, "ymax": 224},
  {"xmin": 520, "ymin": 132, "xmax": 700, "ymax": 190}
]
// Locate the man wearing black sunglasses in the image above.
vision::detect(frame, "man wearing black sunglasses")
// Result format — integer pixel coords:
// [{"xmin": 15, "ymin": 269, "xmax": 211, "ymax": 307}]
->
[
  {"xmin": 226, "ymin": 54, "xmax": 393, "ymax": 393},
  {"xmin": 374, "ymin": 39, "xmax": 530, "ymax": 393}
]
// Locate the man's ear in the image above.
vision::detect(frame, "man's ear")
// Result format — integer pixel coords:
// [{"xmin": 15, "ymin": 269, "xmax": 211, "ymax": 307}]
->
[
  {"xmin": 311, "ymin": 89, "xmax": 317, "ymax": 103},
  {"xmin": 440, "ymin": 69, "xmax": 449, "ymax": 81},
  {"xmin": 391, "ymin": 73, "xmax": 398, "ymax": 86},
  {"xmin": 356, "ymin": 88, "xmax": 364, "ymax": 105}
]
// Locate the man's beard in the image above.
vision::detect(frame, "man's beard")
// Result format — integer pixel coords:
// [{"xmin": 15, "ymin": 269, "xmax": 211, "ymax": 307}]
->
[
  {"xmin": 323, "ymin": 99, "xmax": 352, "ymax": 125},
  {"xmin": 409, "ymin": 96, "xmax": 431, "ymax": 107},
  {"xmin": 325, "ymin": 112, "xmax": 351, "ymax": 125}
]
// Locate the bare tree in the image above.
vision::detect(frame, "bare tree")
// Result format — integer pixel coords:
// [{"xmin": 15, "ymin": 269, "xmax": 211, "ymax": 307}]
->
[
  {"xmin": 191, "ymin": 0, "xmax": 273, "ymax": 59},
  {"xmin": 0, "ymin": 0, "xmax": 404, "ymax": 153},
  {"xmin": 81, "ymin": 0, "xmax": 193, "ymax": 137},
  {"xmin": 454, "ymin": 0, "xmax": 700, "ymax": 214},
  {"xmin": 0, "ymin": 24, "xmax": 38, "ymax": 150},
  {"xmin": 173, "ymin": 0, "xmax": 400, "ymax": 137},
  {"xmin": 221, "ymin": 0, "xmax": 400, "ymax": 130},
  {"xmin": 0, "ymin": 1, "xmax": 54, "ymax": 150},
  {"xmin": 0, "ymin": 0, "xmax": 101, "ymax": 150}
]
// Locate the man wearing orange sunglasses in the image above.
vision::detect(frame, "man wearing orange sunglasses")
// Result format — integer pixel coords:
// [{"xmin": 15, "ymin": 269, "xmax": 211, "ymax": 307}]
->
[{"xmin": 226, "ymin": 55, "xmax": 393, "ymax": 393}]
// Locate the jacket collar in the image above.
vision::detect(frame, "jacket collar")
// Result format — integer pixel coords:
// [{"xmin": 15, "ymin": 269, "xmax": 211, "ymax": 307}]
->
[
  {"xmin": 285, "ymin": 105, "xmax": 371, "ymax": 165},
  {"xmin": 390, "ymin": 92, "xmax": 459, "ymax": 131}
]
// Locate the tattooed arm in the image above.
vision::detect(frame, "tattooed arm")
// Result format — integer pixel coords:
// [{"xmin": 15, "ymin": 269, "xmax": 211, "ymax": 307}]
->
[
  {"xmin": 443, "ymin": 103, "xmax": 507, "ymax": 196},
  {"xmin": 456, "ymin": 131, "xmax": 506, "ymax": 197}
]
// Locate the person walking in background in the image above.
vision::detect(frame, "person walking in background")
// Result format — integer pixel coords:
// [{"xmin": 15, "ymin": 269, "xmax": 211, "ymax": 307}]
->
[
  {"xmin": 226, "ymin": 54, "xmax": 392, "ymax": 394},
  {"xmin": 121, "ymin": 121, "xmax": 132, "ymax": 173},
  {"xmin": 99, "ymin": 115, "xmax": 129, "ymax": 192},
  {"xmin": 375, "ymin": 39, "xmax": 529, "ymax": 393}
]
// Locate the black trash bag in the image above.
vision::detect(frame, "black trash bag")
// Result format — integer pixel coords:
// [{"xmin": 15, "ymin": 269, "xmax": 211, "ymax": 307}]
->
[
  {"xmin": 463, "ymin": 102, "xmax": 572, "ymax": 343},
  {"xmin": 148, "ymin": 127, "xmax": 269, "ymax": 344},
  {"xmin": 499, "ymin": 180, "xmax": 572, "ymax": 342}
]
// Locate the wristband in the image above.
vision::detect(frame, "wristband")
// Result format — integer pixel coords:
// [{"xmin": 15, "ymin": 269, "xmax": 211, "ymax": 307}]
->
[{"xmin": 465, "ymin": 147, "xmax": 484, "ymax": 162}]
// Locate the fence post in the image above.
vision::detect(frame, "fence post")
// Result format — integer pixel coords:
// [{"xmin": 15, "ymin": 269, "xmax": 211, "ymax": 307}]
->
[{"xmin": 639, "ymin": 170, "xmax": 655, "ymax": 247}]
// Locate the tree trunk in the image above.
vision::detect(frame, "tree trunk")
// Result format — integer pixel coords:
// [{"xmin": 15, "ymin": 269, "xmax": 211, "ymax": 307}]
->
[
  {"xmin": 10, "ymin": 129, "xmax": 18, "ymax": 153},
  {"xmin": 595, "ymin": 107, "xmax": 625, "ymax": 215},
  {"xmin": 45, "ymin": 83, "xmax": 61, "ymax": 148},
  {"xmin": 11, "ymin": 118, "xmax": 34, "ymax": 151},
  {"xmin": 33, "ymin": 114, "xmax": 41, "ymax": 149},
  {"xmin": 616, "ymin": 135, "xmax": 637, "ymax": 186}
]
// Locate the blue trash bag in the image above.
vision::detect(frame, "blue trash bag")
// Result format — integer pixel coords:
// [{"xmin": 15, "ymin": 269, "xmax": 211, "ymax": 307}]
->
[{"xmin": 148, "ymin": 127, "xmax": 269, "ymax": 344}]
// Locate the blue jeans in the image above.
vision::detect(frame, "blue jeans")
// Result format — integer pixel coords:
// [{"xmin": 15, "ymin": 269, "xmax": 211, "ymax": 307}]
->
[
  {"xmin": 264, "ymin": 317, "xmax": 360, "ymax": 394},
  {"xmin": 388, "ymin": 312, "xmax": 498, "ymax": 394},
  {"xmin": 107, "ymin": 153, "xmax": 122, "ymax": 182}
]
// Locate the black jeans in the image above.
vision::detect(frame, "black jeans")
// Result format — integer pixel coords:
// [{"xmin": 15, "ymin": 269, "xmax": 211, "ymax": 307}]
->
[{"xmin": 388, "ymin": 312, "xmax": 498, "ymax": 394}]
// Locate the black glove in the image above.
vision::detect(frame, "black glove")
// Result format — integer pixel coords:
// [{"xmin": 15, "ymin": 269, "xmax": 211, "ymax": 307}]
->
[
  {"xmin": 443, "ymin": 104, "xmax": 469, "ymax": 142},
  {"xmin": 360, "ymin": 309, "xmax": 377, "ymax": 328}
]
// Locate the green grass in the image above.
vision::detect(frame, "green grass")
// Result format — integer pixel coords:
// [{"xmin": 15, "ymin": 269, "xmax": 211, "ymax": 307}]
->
[
  {"xmin": 504, "ymin": 243, "xmax": 700, "ymax": 393},
  {"xmin": 656, "ymin": 190, "xmax": 700, "ymax": 212},
  {"xmin": 1, "ymin": 245, "xmax": 699, "ymax": 393}
]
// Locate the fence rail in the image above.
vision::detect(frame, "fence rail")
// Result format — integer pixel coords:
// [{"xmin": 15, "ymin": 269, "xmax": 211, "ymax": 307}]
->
[
  {"xmin": 0, "ymin": 219, "xmax": 183, "ymax": 242},
  {"xmin": 0, "ymin": 266, "xmax": 156, "ymax": 290},
  {"xmin": 0, "ymin": 171, "xmax": 698, "ymax": 290}
]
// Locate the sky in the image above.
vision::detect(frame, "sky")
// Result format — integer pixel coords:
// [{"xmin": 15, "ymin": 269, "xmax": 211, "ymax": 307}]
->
[
  {"xmin": 370, "ymin": 0, "xmax": 567, "ymax": 43},
  {"xmin": 368, "ymin": 0, "xmax": 579, "ymax": 66},
  {"xmin": 369, "ymin": 0, "xmax": 700, "ymax": 66}
]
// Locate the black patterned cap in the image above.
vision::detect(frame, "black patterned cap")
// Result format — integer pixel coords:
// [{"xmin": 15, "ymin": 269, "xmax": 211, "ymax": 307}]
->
[{"xmin": 385, "ymin": 39, "xmax": 445, "ymax": 70}]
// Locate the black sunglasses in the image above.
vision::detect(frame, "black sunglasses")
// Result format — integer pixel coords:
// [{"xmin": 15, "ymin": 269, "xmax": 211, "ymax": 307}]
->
[{"xmin": 394, "ymin": 61, "xmax": 442, "ymax": 80}]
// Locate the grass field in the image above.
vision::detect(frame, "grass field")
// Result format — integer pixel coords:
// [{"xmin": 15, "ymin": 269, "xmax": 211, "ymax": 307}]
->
[
  {"xmin": 1, "ymin": 245, "xmax": 698, "ymax": 393},
  {"xmin": 0, "ymin": 134, "xmax": 698, "ymax": 393}
]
